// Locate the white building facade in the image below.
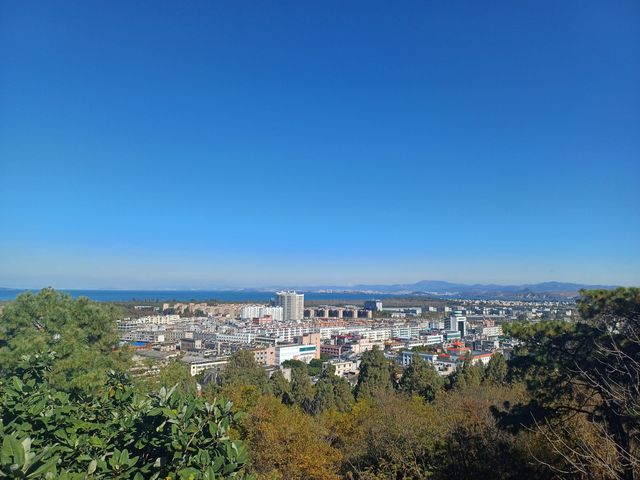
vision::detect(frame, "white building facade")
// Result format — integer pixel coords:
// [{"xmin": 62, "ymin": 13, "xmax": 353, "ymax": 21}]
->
[
  {"xmin": 276, "ymin": 291, "xmax": 304, "ymax": 321},
  {"xmin": 240, "ymin": 305, "xmax": 284, "ymax": 321}
]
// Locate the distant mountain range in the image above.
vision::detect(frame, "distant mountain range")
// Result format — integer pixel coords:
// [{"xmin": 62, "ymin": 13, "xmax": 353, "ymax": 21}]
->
[
  {"xmin": 0, "ymin": 281, "xmax": 619, "ymax": 301},
  {"xmin": 284, "ymin": 280, "xmax": 618, "ymax": 300}
]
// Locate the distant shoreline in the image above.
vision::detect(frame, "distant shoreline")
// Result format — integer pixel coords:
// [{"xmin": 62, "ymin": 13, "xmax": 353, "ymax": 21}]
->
[
  {"xmin": 0, "ymin": 289, "xmax": 417, "ymax": 303},
  {"xmin": 0, "ymin": 287, "xmax": 581, "ymax": 303}
]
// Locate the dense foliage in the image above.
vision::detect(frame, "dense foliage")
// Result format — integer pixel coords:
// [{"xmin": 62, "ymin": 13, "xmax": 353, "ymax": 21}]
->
[
  {"xmin": 1, "ymin": 287, "xmax": 639, "ymax": 479},
  {"xmin": 0, "ymin": 290, "xmax": 249, "ymax": 479},
  {"xmin": 0, "ymin": 288, "xmax": 130, "ymax": 394},
  {"xmin": 503, "ymin": 287, "xmax": 640, "ymax": 479},
  {"xmin": 0, "ymin": 353, "xmax": 248, "ymax": 479}
]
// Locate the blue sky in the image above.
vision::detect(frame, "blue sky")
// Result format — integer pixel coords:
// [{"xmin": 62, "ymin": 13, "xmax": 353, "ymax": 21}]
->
[{"xmin": 1, "ymin": 0, "xmax": 639, "ymax": 289}]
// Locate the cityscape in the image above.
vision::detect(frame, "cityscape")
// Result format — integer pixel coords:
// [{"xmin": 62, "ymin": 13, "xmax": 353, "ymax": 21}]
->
[
  {"xmin": 1, "ymin": 1, "xmax": 638, "ymax": 479},
  {"xmin": 119, "ymin": 291, "xmax": 574, "ymax": 382}
]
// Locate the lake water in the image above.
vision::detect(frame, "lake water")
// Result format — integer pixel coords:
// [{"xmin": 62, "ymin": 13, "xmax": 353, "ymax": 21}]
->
[{"xmin": 0, "ymin": 289, "xmax": 413, "ymax": 303}]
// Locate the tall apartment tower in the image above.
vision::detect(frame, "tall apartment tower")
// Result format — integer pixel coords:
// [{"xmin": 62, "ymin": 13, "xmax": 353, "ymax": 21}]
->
[{"xmin": 276, "ymin": 291, "xmax": 304, "ymax": 321}]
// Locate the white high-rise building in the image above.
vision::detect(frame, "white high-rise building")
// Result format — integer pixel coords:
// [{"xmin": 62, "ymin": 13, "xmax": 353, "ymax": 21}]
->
[
  {"xmin": 276, "ymin": 291, "xmax": 304, "ymax": 321},
  {"xmin": 240, "ymin": 305, "xmax": 261, "ymax": 319}
]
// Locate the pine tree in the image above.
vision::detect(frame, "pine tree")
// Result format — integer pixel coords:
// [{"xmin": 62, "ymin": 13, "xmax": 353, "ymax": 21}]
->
[
  {"xmin": 448, "ymin": 353, "xmax": 484, "ymax": 390},
  {"xmin": 312, "ymin": 375, "xmax": 336, "ymax": 414},
  {"xmin": 332, "ymin": 374, "xmax": 355, "ymax": 412},
  {"xmin": 0, "ymin": 288, "xmax": 130, "ymax": 394},
  {"xmin": 354, "ymin": 346, "xmax": 393, "ymax": 400},
  {"xmin": 398, "ymin": 354, "xmax": 443, "ymax": 402},
  {"xmin": 287, "ymin": 364, "xmax": 315, "ymax": 414},
  {"xmin": 221, "ymin": 349, "xmax": 270, "ymax": 393},
  {"xmin": 269, "ymin": 369, "xmax": 291, "ymax": 400},
  {"xmin": 483, "ymin": 352, "xmax": 508, "ymax": 385}
]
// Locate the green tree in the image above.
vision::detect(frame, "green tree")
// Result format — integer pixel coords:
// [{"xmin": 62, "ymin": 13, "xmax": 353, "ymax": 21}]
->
[
  {"xmin": 504, "ymin": 288, "xmax": 640, "ymax": 480},
  {"xmin": 307, "ymin": 358, "xmax": 325, "ymax": 377},
  {"xmin": 268, "ymin": 369, "xmax": 291, "ymax": 401},
  {"xmin": 483, "ymin": 352, "xmax": 508, "ymax": 385},
  {"xmin": 0, "ymin": 352, "xmax": 249, "ymax": 479},
  {"xmin": 221, "ymin": 349, "xmax": 270, "ymax": 393},
  {"xmin": 281, "ymin": 359, "xmax": 306, "ymax": 371},
  {"xmin": 0, "ymin": 288, "xmax": 130, "ymax": 394},
  {"xmin": 312, "ymin": 365, "xmax": 354, "ymax": 414},
  {"xmin": 411, "ymin": 344, "xmax": 439, "ymax": 354},
  {"xmin": 312, "ymin": 375, "xmax": 336, "ymax": 414},
  {"xmin": 332, "ymin": 373, "xmax": 355, "ymax": 413},
  {"xmin": 354, "ymin": 346, "xmax": 394, "ymax": 401},
  {"xmin": 398, "ymin": 354, "xmax": 443, "ymax": 402},
  {"xmin": 286, "ymin": 365, "xmax": 315, "ymax": 414},
  {"xmin": 434, "ymin": 383, "xmax": 551, "ymax": 480},
  {"xmin": 140, "ymin": 359, "xmax": 197, "ymax": 395},
  {"xmin": 448, "ymin": 353, "xmax": 484, "ymax": 390}
]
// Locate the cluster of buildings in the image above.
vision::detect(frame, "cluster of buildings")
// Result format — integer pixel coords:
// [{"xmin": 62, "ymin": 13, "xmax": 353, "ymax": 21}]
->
[{"xmin": 121, "ymin": 292, "xmax": 574, "ymax": 386}]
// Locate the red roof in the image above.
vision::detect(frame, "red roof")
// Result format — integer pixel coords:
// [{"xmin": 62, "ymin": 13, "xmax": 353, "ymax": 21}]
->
[
  {"xmin": 447, "ymin": 347, "xmax": 470, "ymax": 354},
  {"xmin": 472, "ymin": 352, "xmax": 493, "ymax": 358}
]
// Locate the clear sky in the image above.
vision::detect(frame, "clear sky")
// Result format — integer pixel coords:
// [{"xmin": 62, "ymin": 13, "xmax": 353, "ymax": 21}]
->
[{"xmin": 1, "ymin": 0, "xmax": 639, "ymax": 289}]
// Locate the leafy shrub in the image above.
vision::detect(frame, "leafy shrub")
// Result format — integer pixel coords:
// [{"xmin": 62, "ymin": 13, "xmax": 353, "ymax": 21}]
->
[{"xmin": 0, "ymin": 352, "xmax": 250, "ymax": 479}]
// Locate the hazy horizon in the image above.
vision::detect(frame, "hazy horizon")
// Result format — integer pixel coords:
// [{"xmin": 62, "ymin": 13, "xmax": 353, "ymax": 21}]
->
[{"xmin": 0, "ymin": 276, "xmax": 628, "ymax": 292}]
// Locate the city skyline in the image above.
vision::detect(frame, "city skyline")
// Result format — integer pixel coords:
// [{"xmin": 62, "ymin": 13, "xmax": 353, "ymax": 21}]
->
[{"xmin": 1, "ymin": 1, "xmax": 639, "ymax": 288}]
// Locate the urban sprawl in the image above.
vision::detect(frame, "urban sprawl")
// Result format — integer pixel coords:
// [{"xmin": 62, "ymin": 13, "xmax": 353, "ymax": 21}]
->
[{"xmin": 119, "ymin": 292, "xmax": 576, "ymax": 385}]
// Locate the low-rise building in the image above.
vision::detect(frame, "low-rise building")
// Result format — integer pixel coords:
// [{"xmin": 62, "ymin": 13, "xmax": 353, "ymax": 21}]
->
[
  {"xmin": 400, "ymin": 350, "xmax": 439, "ymax": 366},
  {"xmin": 180, "ymin": 338, "xmax": 203, "ymax": 351},
  {"xmin": 320, "ymin": 344, "xmax": 346, "ymax": 357},
  {"xmin": 275, "ymin": 344, "xmax": 317, "ymax": 365},
  {"xmin": 482, "ymin": 325, "xmax": 503, "ymax": 337},
  {"xmin": 328, "ymin": 360, "xmax": 358, "ymax": 377},
  {"xmin": 421, "ymin": 333, "xmax": 444, "ymax": 345},
  {"xmin": 181, "ymin": 356, "xmax": 229, "ymax": 376},
  {"xmin": 253, "ymin": 346, "xmax": 276, "ymax": 366},
  {"xmin": 254, "ymin": 333, "xmax": 321, "ymax": 366}
]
